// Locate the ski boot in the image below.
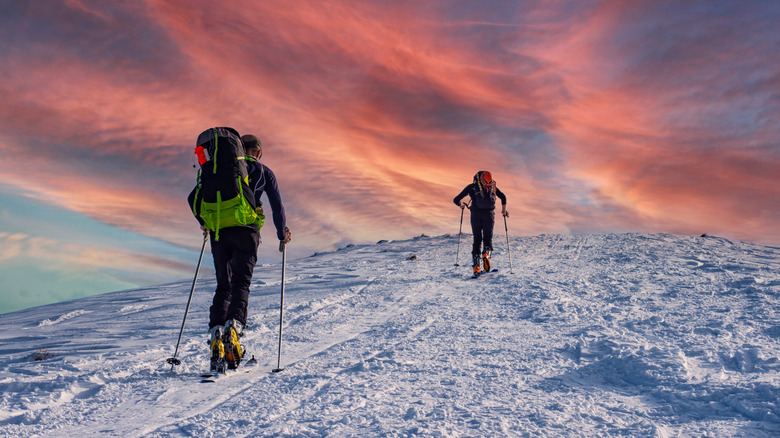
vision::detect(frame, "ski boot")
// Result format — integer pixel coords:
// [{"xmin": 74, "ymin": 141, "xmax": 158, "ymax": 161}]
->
[
  {"xmin": 223, "ymin": 319, "xmax": 245, "ymax": 370},
  {"xmin": 472, "ymin": 254, "xmax": 482, "ymax": 277},
  {"xmin": 209, "ymin": 325, "xmax": 226, "ymax": 373},
  {"xmin": 482, "ymin": 251, "xmax": 491, "ymax": 273}
]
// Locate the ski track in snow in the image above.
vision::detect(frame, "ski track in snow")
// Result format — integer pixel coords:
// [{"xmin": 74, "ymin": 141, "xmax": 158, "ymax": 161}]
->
[{"xmin": 0, "ymin": 233, "xmax": 778, "ymax": 437}]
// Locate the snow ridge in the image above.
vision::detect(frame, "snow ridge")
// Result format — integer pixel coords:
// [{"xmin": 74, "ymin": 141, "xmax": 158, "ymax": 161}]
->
[
  {"xmin": 0, "ymin": 233, "xmax": 778, "ymax": 436},
  {"xmin": 37, "ymin": 309, "xmax": 91, "ymax": 327}
]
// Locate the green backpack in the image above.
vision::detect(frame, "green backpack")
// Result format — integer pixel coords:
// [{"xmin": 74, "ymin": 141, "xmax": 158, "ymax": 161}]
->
[{"xmin": 187, "ymin": 127, "xmax": 263, "ymax": 240}]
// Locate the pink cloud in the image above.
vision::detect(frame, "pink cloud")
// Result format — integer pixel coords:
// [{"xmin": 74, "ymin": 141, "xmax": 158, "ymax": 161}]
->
[
  {"xmin": 0, "ymin": 0, "xmax": 777, "ymax": 255},
  {"xmin": 534, "ymin": 2, "xmax": 780, "ymax": 242}
]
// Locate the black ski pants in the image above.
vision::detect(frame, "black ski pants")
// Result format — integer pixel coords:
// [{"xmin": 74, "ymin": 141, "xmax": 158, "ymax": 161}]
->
[
  {"xmin": 209, "ymin": 226, "xmax": 260, "ymax": 329},
  {"xmin": 470, "ymin": 208, "xmax": 495, "ymax": 256}
]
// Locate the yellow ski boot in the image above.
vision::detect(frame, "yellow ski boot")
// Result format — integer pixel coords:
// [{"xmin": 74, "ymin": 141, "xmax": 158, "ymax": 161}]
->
[
  {"xmin": 209, "ymin": 326, "xmax": 225, "ymax": 373},
  {"xmin": 223, "ymin": 320, "xmax": 244, "ymax": 370}
]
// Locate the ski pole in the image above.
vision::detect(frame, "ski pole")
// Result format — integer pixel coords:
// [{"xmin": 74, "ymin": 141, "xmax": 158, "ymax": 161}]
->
[
  {"xmin": 167, "ymin": 231, "xmax": 208, "ymax": 370},
  {"xmin": 503, "ymin": 213, "xmax": 514, "ymax": 274},
  {"xmin": 272, "ymin": 241, "xmax": 287, "ymax": 372},
  {"xmin": 454, "ymin": 207, "xmax": 465, "ymax": 266},
  {"xmin": 454, "ymin": 201, "xmax": 470, "ymax": 266}
]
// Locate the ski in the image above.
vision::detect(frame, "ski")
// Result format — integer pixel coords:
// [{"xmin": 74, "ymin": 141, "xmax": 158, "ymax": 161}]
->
[
  {"xmin": 201, "ymin": 363, "xmax": 228, "ymax": 383},
  {"xmin": 199, "ymin": 368, "xmax": 237, "ymax": 383},
  {"xmin": 200, "ymin": 373, "xmax": 219, "ymax": 383},
  {"xmin": 200, "ymin": 355, "xmax": 258, "ymax": 383},
  {"xmin": 470, "ymin": 269, "xmax": 498, "ymax": 279}
]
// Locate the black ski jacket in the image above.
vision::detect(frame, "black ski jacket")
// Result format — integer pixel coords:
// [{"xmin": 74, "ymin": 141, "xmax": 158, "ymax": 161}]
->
[
  {"xmin": 453, "ymin": 183, "xmax": 507, "ymax": 211},
  {"xmin": 246, "ymin": 158, "xmax": 287, "ymax": 241}
]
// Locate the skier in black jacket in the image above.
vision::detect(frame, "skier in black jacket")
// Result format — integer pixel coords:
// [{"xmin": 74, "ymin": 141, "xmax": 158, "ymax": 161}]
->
[
  {"xmin": 453, "ymin": 171, "xmax": 507, "ymax": 275},
  {"xmin": 198, "ymin": 134, "xmax": 291, "ymax": 370},
  {"xmin": 209, "ymin": 134, "xmax": 291, "ymax": 331}
]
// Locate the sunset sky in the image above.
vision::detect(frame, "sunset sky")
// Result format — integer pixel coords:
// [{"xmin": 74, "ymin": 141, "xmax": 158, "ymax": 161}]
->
[{"xmin": 1, "ymin": 1, "xmax": 778, "ymax": 313}]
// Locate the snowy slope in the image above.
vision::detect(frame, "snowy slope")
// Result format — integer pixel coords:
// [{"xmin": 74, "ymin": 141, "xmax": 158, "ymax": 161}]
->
[{"xmin": 0, "ymin": 233, "xmax": 778, "ymax": 437}]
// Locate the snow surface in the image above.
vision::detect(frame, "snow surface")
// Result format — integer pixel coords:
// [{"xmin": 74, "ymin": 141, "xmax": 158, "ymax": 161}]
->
[{"xmin": 1, "ymin": 233, "xmax": 779, "ymax": 437}]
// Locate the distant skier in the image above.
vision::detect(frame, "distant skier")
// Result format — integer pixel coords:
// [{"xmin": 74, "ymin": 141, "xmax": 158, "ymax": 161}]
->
[
  {"xmin": 453, "ymin": 171, "xmax": 507, "ymax": 276},
  {"xmin": 188, "ymin": 129, "xmax": 291, "ymax": 372}
]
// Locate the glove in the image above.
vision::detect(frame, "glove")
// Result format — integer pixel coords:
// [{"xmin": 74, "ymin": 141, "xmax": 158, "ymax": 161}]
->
[{"xmin": 279, "ymin": 228, "xmax": 292, "ymax": 252}]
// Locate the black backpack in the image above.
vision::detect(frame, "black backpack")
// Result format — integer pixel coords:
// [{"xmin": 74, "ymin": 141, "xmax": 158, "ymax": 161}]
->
[
  {"xmin": 188, "ymin": 127, "xmax": 262, "ymax": 240},
  {"xmin": 471, "ymin": 171, "xmax": 497, "ymax": 208}
]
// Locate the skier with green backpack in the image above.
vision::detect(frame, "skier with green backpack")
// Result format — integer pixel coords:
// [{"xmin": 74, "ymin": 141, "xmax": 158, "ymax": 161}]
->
[{"xmin": 188, "ymin": 127, "xmax": 291, "ymax": 374}]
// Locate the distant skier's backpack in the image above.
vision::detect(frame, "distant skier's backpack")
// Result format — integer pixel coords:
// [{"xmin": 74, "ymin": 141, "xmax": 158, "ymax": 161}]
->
[
  {"xmin": 470, "ymin": 170, "xmax": 497, "ymax": 209},
  {"xmin": 188, "ymin": 127, "xmax": 263, "ymax": 240},
  {"xmin": 474, "ymin": 171, "xmax": 496, "ymax": 196}
]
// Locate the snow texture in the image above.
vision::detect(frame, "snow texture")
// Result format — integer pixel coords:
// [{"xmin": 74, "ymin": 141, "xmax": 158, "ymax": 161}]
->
[{"xmin": 0, "ymin": 233, "xmax": 778, "ymax": 437}]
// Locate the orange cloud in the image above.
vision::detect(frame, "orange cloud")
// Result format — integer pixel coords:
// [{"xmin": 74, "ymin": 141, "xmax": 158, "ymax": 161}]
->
[
  {"xmin": 1, "ymin": 0, "xmax": 777, "ymax": 258},
  {"xmin": 535, "ymin": 2, "xmax": 780, "ymax": 242}
]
